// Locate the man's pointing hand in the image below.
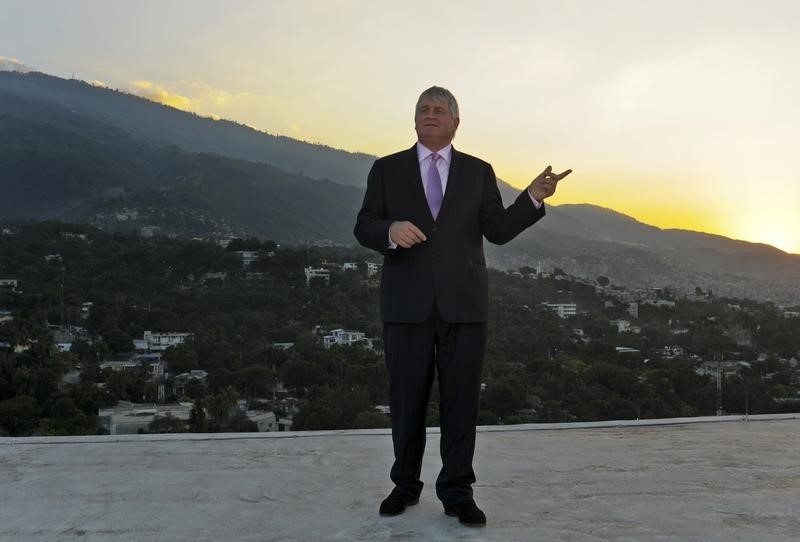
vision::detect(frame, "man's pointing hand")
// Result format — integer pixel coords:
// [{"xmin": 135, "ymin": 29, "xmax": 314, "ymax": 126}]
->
[{"xmin": 528, "ymin": 165, "xmax": 572, "ymax": 202}]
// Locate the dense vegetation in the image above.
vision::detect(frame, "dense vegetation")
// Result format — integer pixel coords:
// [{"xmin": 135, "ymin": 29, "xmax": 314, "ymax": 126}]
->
[
  {"xmin": 0, "ymin": 71, "xmax": 374, "ymax": 190},
  {"xmin": 1, "ymin": 222, "xmax": 798, "ymax": 436},
  {"xmin": 0, "ymin": 103, "xmax": 363, "ymax": 243}
]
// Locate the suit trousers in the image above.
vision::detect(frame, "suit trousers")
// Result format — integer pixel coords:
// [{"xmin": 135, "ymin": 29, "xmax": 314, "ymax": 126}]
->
[{"xmin": 383, "ymin": 304, "xmax": 487, "ymax": 506}]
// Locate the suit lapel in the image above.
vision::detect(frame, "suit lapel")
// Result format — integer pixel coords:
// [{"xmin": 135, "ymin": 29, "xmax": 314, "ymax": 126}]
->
[{"xmin": 437, "ymin": 147, "xmax": 461, "ymax": 222}]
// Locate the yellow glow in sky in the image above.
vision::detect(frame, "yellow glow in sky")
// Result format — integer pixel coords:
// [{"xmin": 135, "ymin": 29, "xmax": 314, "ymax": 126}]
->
[
  {"xmin": 2, "ymin": 1, "xmax": 799, "ymax": 253},
  {"xmin": 130, "ymin": 80, "xmax": 195, "ymax": 111}
]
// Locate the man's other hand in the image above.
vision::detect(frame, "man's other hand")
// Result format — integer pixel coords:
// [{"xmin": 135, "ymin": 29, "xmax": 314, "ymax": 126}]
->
[
  {"xmin": 389, "ymin": 221, "xmax": 427, "ymax": 248},
  {"xmin": 528, "ymin": 165, "xmax": 572, "ymax": 201}
]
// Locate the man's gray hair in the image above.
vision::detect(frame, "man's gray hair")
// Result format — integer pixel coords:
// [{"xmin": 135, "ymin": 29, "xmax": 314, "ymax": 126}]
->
[{"xmin": 416, "ymin": 86, "xmax": 459, "ymax": 119}]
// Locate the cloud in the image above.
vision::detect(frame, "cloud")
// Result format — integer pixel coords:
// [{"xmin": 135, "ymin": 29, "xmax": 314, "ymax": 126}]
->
[
  {"xmin": 124, "ymin": 79, "xmax": 279, "ymax": 130},
  {"xmin": 89, "ymin": 80, "xmax": 109, "ymax": 88},
  {"xmin": 128, "ymin": 80, "xmax": 195, "ymax": 111},
  {"xmin": 0, "ymin": 56, "xmax": 33, "ymax": 72}
]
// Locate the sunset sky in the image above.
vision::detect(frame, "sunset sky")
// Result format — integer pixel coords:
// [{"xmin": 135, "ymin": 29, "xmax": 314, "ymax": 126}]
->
[{"xmin": 2, "ymin": 0, "xmax": 798, "ymax": 253}]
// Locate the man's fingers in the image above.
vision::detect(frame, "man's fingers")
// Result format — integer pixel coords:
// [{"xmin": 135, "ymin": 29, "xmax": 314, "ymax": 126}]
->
[
  {"xmin": 399, "ymin": 231, "xmax": 417, "ymax": 248},
  {"xmin": 399, "ymin": 222, "xmax": 426, "ymax": 243},
  {"xmin": 552, "ymin": 169, "xmax": 572, "ymax": 181},
  {"xmin": 394, "ymin": 222, "xmax": 426, "ymax": 247},
  {"xmin": 539, "ymin": 167, "xmax": 572, "ymax": 182},
  {"xmin": 408, "ymin": 224, "xmax": 427, "ymax": 242}
]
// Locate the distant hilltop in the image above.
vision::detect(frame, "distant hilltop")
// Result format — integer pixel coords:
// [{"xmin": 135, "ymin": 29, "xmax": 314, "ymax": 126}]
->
[{"xmin": 1, "ymin": 70, "xmax": 799, "ymax": 303}]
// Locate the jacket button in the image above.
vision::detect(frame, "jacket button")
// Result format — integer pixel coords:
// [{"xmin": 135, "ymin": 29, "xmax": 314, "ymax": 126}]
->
[{"xmin": 432, "ymin": 227, "xmax": 438, "ymax": 232}]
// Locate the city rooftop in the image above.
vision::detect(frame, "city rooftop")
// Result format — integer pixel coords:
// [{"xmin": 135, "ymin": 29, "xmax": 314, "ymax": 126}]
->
[{"xmin": 1, "ymin": 414, "xmax": 798, "ymax": 541}]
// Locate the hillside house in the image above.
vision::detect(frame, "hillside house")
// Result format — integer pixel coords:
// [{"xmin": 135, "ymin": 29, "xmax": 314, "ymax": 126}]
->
[
  {"xmin": 304, "ymin": 267, "xmax": 330, "ymax": 285},
  {"xmin": 136, "ymin": 331, "xmax": 192, "ymax": 352},
  {"xmin": 0, "ymin": 276, "xmax": 19, "ymax": 291},
  {"xmin": 543, "ymin": 302, "xmax": 577, "ymax": 319}
]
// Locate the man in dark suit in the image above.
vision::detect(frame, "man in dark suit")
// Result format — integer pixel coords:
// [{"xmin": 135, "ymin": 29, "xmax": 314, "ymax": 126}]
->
[{"xmin": 354, "ymin": 86, "xmax": 570, "ymax": 527}]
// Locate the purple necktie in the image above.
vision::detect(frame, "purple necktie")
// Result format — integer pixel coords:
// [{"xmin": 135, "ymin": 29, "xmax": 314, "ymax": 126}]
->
[{"xmin": 426, "ymin": 152, "xmax": 443, "ymax": 220}]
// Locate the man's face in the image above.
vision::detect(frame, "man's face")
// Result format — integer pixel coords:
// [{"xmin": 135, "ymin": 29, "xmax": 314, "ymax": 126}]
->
[{"xmin": 414, "ymin": 98, "xmax": 459, "ymax": 148}]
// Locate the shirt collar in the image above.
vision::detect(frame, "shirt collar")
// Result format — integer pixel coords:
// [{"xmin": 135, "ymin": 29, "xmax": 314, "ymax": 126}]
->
[{"xmin": 416, "ymin": 142, "xmax": 452, "ymax": 165}]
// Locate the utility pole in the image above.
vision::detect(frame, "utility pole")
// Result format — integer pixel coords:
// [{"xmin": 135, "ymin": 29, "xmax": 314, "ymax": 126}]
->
[
  {"xmin": 716, "ymin": 351, "xmax": 723, "ymax": 416},
  {"xmin": 60, "ymin": 269, "xmax": 65, "ymax": 329},
  {"xmin": 744, "ymin": 379, "xmax": 749, "ymax": 421}
]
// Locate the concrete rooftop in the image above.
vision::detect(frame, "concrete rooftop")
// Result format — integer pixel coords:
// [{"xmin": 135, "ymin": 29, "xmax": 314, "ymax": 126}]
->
[{"xmin": 1, "ymin": 414, "xmax": 799, "ymax": 541}]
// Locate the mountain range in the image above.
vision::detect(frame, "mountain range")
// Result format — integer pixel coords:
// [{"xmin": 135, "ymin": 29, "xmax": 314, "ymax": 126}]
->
[{"xmin": 1, "ymin": 70, "xmax": 798, "ymax": 304}]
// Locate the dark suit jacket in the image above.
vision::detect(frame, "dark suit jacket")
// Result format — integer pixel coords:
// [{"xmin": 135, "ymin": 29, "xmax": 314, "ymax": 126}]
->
[{"xmin": 354, "ymin": 145, "xmax": 545, "ymax": 323}]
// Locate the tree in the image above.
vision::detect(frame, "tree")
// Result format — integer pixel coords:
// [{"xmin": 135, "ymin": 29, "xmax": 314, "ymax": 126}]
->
[
  {"xmin": 353, "ymin": 410, "xmax": 390, "ymax": 429},
  {"xmin": 0, "ymin": 354, "xmax": 15, "ymax": 401},
  {"xmin": 104, "ymin": 330, "xmax": 134, "ymax": 353},
  {"xmin": 224, "ymin": 411, "xmax": 258, "ymax": 432},
  {"xmin": 184, "ymin": 379, "xmax": 208, "ymax": 400},
  {"xmin": 149, "ymin": 413, "xmax": 187, "ymax": 433},
  {"xmin": 0, "ymin": 395, "xmax": 40, "ymax": 436},
  {"xmin": 281, "ymin": 359, "xmax": 326, "ymax": 396},
  {"xmin": 189, "ymin": 399, "xmax": 208, "ymax": 432},
  {"xmin": 162, "ymin": 343, "xmax": 198, "ymax": 375},
  {"xmin": 39, "ymin": 395, "xmax": 96, "ymax": 435},
  {"xmin": 292, "ymin": 398, "xmax": 340, "ymax": 430},
  {"xmin": 208, "ymin": 386, "xmax": 239, "ymax": 424},
  {"xmin": 481, "ymin": 377, "xmax": 527, "ymax": 420},
  {"xmin": 67, "ymin": 381, "xmax": 105, "ymax": 417}
]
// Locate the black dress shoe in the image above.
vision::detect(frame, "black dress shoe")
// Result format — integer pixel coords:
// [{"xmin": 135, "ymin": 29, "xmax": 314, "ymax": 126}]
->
[
  {"xmin": 444, "ymin": 499, "xmax": 486, "ymax": 527},
  {"xmin": 379, "ymin": 490, "xmax": 419, "ymax": 516}
]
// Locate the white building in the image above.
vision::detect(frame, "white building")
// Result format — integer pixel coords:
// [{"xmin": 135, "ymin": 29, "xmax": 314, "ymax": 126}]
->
[
  {"xmin": 543, "ymin": 302, "xmax": 577, "ymax": 319},
  {"xmin": 341, "ymin": 262, "xmax": 358, "ymax": 271},
  {"xmin": 246, "ymin": 410, "xmax": 278, "ymax": 432},
  {"xmin": 140, "ymin": 226, "xmax": 161, "ymax": 237},
  {"xmin": 610, "ymin": 319, "xmax": 631, "ymax": 333},
  {"xmin": 323, "ymin": 329, "xmax": 367, "ymax": 349},
  {"xmin": 661, "ymin": 345, "xmax": 685, "ymax": 359},
  {"xmin": 642, "ymin": 299, "xmax": 676, "ymax": 309},
  {"xmin": 366, "ymin": 262, "xmax": 381, "ymax": 277},
  {"xmin": 100, "ymin": 357, "xmax": 165, "ymax": 380},
  {"xmin": 695, "ymin": 361, "xmax": 751, "ymax": 378},
  {"xmin": 98, "ymin": 401, "xmax": 192, "ymax": 435},
  {"xmin": 0, "ymin": 276, "xmax": 19, "ymax": 291},
  {"xmin": 305, "ymin": 267, "xmax": 330, "ymax": 285},
  {"xmin": 174, "ymin": 370, "xmax": 208, "ymax": 396},
  {"xmin": 200, "ymin": 272, "xmax": 227, "ymax": 284},
  {"xmin": 139, "ymin": 331, "xmax": 192, "ymax": 351},
  {"xmin": 236, "ymin": 251, "xmax": 259, "ymax": 268}
]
